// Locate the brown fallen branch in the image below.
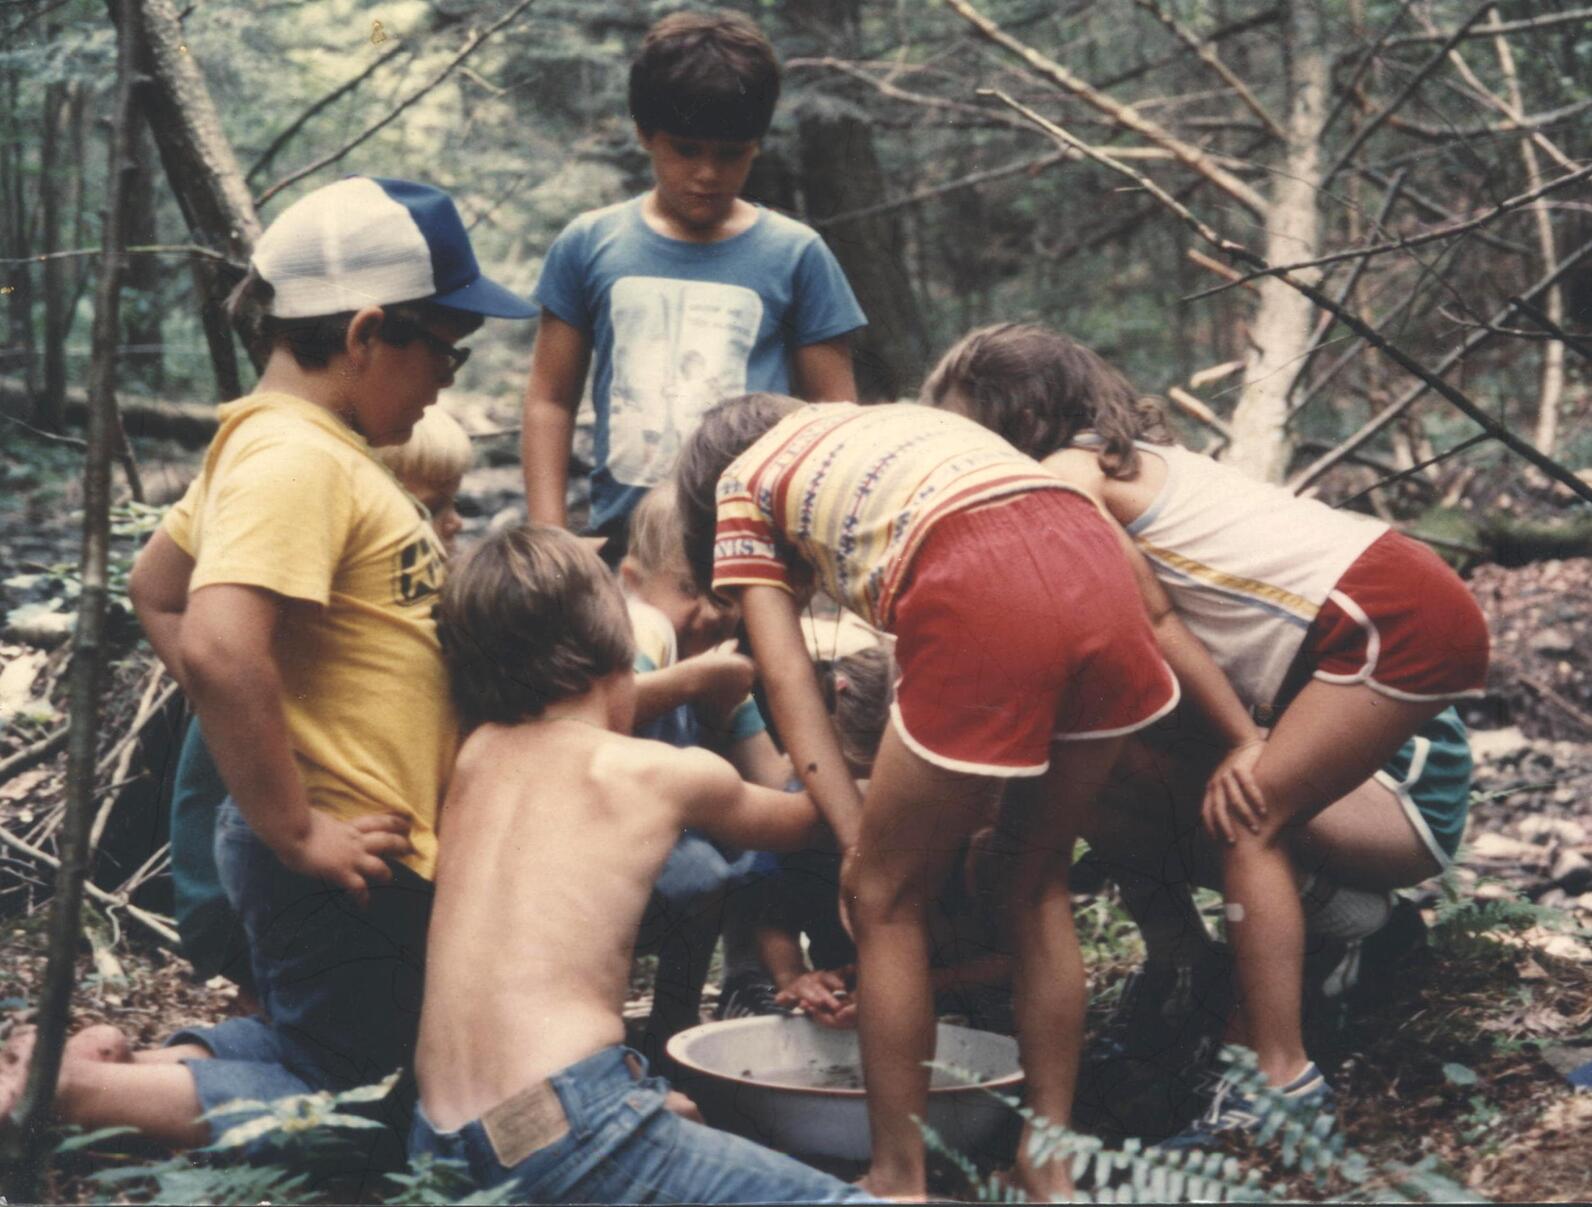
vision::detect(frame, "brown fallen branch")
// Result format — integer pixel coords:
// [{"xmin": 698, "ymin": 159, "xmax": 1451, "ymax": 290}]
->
[
  {"xmin": 1, "ymin": 377, "xmax": 217, "ymax": 446},
  {"xmin": 255, "ymin": 0, "xmax": 539, "ymax": 207},
  {"xmin": 0, "ymin": 825, "xmax": 180, "ymax": 946},
  {"xmin": 1187, "ymin": 157, "xmax": 1592, "ymax": 302},
  {"xmin": 978, "ymin": 89, "xmax": 1592, "ymax": 509},
  {"xmin": 1291, "ymin": 243, "xmax": 1592, "ymax": 490},
  {"xmin": 1185, "ymin": 247, "xmax": 1254, "ymax": 288},
  {"xmin": 1166, "ymin": 387, "xmax": 1231, "ymax": 441},
  {"xmin": 942, "ymin": 0, "xmax": 1268, "ymax": 216},
  {"xmin": 0, "ymin": 727, "xmax": 70, "ymax": 785}
]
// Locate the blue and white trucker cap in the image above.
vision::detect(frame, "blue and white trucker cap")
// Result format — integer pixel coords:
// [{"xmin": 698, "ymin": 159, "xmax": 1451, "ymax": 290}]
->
[{"xmin": 251, "ymin": 176, "xmax": 534, "ymax": 320}]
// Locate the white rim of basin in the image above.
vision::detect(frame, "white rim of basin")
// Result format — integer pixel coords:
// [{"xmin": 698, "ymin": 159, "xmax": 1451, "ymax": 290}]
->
[{"xmin": 666, "ymin": 1016, "xmax": 1025, "ymax": 1100}]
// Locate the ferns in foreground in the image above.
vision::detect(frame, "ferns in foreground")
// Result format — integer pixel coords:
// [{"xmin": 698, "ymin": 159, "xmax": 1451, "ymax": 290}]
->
[{"xmin": 925, "ymin": 1049, "xmax": 1485, "ymax": 1204}]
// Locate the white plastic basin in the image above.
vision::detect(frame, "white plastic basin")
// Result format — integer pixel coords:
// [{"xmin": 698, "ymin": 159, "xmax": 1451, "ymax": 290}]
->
[{"xmin": 666, "ymin": 1015, "xmax": 1022, "ymax": 1163}]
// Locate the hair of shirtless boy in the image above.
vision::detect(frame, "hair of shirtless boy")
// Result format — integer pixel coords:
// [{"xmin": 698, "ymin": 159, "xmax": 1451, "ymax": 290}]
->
[{"xmin": 414, "ymin": 522, "xmax": 868, "ymax": 1203}]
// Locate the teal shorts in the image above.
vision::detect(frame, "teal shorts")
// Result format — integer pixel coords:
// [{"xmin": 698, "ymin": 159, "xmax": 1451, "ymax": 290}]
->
[{"xmin": 1375, "ymin": 706, "xmax": 1472, "ymax": 868}]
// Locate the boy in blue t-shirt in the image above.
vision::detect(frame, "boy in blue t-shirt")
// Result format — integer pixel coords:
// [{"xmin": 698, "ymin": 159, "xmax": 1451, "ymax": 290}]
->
[{"xmin": 521, "ymin": 9, "xmax": 866, "ymax": 560}]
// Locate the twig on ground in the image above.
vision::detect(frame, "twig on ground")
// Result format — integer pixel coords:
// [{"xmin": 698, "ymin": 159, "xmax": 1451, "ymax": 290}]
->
[
  {"xmin": 0, "ymin": 826, "xmax": 179, "ymax": 946},
  {"xmin": 1333, "ymin": 433, "xmax": 1493, "ymax": 509},
  {"xmin": 0, "ymin": 727, "xmax": 70, "ymax": 784}
]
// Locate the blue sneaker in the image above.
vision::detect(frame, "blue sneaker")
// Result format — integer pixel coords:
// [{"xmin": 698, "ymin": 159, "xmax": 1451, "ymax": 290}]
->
[{"xmin": 1160, "ymin": 1061, "xmax": 1333, "ymax": 1150}]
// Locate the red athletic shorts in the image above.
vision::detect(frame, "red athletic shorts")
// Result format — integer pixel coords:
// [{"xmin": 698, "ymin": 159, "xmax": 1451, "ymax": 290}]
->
[
  {"xmin": 889, "ymin": 489, "xmax": 1180, "ymax": 777},
  {"xmin": 1303, "ymin": 530, "xmax": 1489, "ymax": 702}
]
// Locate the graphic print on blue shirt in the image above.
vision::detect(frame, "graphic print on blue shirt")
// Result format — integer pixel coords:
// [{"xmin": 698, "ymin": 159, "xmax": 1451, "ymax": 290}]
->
[{"xmin": 608, "ymin": 276, "xmax": 761, "ymax": 488}]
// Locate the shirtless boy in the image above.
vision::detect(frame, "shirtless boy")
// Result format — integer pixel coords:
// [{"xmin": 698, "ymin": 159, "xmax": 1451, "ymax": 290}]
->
[{"xmin": 412, "ymin": 523, "xmax": 868, "ymax": 1202}]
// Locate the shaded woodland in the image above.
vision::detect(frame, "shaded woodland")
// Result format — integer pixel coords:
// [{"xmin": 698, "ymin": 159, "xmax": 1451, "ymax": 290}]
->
[{"xmin": 2, "ymin": 0, "xmax": 1591, "ymax": 1201}]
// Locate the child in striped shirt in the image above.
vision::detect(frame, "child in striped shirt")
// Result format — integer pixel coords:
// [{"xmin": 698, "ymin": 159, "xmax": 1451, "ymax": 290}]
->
[{"xmin": 675, "ymin": 393, "xmax": 1185, "ymax": 1200}]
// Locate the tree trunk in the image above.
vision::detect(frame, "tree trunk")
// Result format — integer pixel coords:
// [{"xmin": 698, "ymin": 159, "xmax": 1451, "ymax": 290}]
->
[
  {"xmin": 118, "ymin": 0, "xmax": 262, "ymax": 395},
  {"xmin": 41, "ymin": 77, "xmax": 69, "ymax": 430},
  {"xmin": 1226, "ymin": 5, "xmax": 1328, "ymax": 482},
  {"xmin": 797, "ymin": 112, "xmax": 931, "ymax": 400},
  {"xmin": 0, "ymin": 0, "xmax": 136, "ymax": 1190},
  {"xmin": 2, "ymin": 71, "xmax": 39, "ymax": 400},
  {"xmin": 124, "ymin": 117, "xmax": 164, "ymax": 391},
  {"xmin": 785, "ymin": 0, "xmax": 929, "ymax": 401}
]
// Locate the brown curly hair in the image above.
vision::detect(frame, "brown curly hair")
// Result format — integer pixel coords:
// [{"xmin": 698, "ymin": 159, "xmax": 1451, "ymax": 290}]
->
[{"xmin": 920, "ymin": 322, "xmax": 1170, "ymax": 478}]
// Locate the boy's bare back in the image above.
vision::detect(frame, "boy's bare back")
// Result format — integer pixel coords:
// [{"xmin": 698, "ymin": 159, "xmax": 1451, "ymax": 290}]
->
[{"xmin": 416, "ymin": 710, "xmax": 820, "ymax": 1132}]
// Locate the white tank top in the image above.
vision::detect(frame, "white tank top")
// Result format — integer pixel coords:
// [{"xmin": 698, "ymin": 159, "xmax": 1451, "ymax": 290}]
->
[{"xmin": 1116, "ymin": 441, "xmax": 1388, "ymax": 709}]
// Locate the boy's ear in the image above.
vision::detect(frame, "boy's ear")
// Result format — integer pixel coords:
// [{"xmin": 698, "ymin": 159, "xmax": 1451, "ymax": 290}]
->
[
  {"xmin": 345, "ymin": 307, "xmax": 386, "ymax": 366},
  {"xmin": 617, "ymin": 560, "xmax": 643, "ymax": 592}
]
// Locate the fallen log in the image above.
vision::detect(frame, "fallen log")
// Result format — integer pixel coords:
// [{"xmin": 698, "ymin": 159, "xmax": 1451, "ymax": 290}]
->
[{"xmin": 0, "ymin": 376, "xmax": 218, "ymax": 447}]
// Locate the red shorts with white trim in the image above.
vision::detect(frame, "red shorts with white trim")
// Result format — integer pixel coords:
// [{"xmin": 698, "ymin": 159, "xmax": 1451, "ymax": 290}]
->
[
  {"xmin": 1303, "ymin": 530, "xmax": 1489, "ymax": 702},
  {"xmin": 889, "ymin": 489, "xmax": 1180, "ymax": 778}
]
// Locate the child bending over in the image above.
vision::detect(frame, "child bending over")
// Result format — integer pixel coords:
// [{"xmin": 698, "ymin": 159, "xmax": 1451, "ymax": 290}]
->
[
  {"xmin": 412, "ymin": 523, "xmax": 867, "ymax": 1203},
  {"xmin": 619, "ymin": 484, "xmax": 791, "ymax": 1057},
  {"xmin": 759, "ymin": 646, "xmax": 1014, "ymax": 1035},
  {"xmin": 924, "ymin": 323, "xmax": 1487, "ymax": 1144},
  {"xmin": 675, "ymin": 393, "xmax": 1180, "ymax": 1200}
]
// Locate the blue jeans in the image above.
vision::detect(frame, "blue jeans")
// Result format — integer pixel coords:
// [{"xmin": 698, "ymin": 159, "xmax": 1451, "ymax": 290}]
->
[
  {"xmin": 409, "ymin": 1046, "xmax": 872, "ymax": 1203},
  {"xmin": 169, "ymin": 801, "xmax": 432, "ymax": 1162}
]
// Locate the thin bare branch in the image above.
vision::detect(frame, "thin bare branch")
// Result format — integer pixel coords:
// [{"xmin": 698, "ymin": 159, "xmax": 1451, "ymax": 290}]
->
[
  {"xmin": 0, "ymin": 242, "xmax": 237, "ymax": 267},
  {"xmin": 1131, "ymin": 0, "xmax": 1286, "ymax": 139},
  {"xmin": 1379, "ymin": 6, "xmax": 1592, "ymax": 49},
  {"xmin": 1321, "ymin": 2, "xmax": 1494, "ymax": 189},
  {"xmin": 245, "ymin": 44, "xmax": 405, "ymax": 185},
  {"xmin": 0, "ymin": 726, "xmax": 69, "ymax": 784},
  {"xmin": 1185, "ymin": 158, "xmax": 1592, "ymax": 301},
  {"xmin": 1290, "ymin": 241, "xmax": 1592, "ymax": 491},
  {"xmin": 814, "ymin": 151, "xmax": 1067, "ymax": 229},
  {"xmin": 942, "ymin": 0, "xmax": 1268, "ymax": 215},
  {"xmin": 1333, "ymin": 432, "xmax": 1492, "ymax": 508},
  {"xmin": 982, "ymin": 91, "xmax": 1592, "ymax": 506},
  {"xmin": 254, "ymin": 0, "xmax": 538, "ymax": 208},
  {"xmin": 0, "ymin": 825, "xmax": 180, "ymax": 945},
  {"xmin": 1510, "ymin": 296, "xmax": 1592, "ymax": 367},
  {"xmin": 1320, "ymin": 0, "xmax": 1421, "ymax": 142},
  {"xmin": 1166, "ymin": 386, "xmax": 1232, "ymax": 441}
]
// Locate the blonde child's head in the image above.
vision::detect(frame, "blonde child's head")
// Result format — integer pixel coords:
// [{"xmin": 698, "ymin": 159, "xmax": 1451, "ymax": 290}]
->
[
  {"xmin": 439, "ymin": 523, "xmax": 635, "ymax": 729},
  {"xmin": 818, "ymin": 644, "xmax": 894, "ymax": 779},
  {"xmin": 921, "ymin": 322, "xmax": 1169, "ymax": 479},
  {"xmin": 620, "ymin": 483, "xmax": 736, "ymax": 657},
  {"xmin": 375, "ymin": 406, "xmax": 473, "ymax": 554}
]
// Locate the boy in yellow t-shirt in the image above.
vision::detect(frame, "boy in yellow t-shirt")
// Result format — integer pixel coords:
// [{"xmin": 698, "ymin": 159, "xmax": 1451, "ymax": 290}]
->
[{"xmin": 0, "ymin": 177, "xmax": 531, "ymax": 1161}]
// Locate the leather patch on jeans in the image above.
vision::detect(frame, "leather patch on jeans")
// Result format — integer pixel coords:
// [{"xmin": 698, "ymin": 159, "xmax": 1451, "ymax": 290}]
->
[{"xmin": 480, "ymin": 1081, "xmax": 569, "ymax": 1168}]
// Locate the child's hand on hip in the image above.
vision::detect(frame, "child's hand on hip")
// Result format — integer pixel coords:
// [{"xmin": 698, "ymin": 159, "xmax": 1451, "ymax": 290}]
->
[
  {"xmin": 279, "ymin": 811, "xmax": 413, "ymax": 907},
  {"xmin": 1201, "ymin": 739, "xmax": 1268, "ymax": 845}
]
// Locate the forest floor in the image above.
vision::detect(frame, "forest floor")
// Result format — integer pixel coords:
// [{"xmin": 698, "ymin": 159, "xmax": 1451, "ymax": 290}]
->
[{"xmin": 2, "ymin": 423, "xmax": 1591, "ymax": 1202}]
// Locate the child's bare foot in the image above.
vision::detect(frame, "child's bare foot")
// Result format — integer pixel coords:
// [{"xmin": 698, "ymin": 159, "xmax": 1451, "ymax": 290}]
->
[
  {"xmin": 65, "ymin": 1023, "xmax": 134, "ymax": 1064},
  {"xmin": 854, "ymin": 1171, "xmax": 928, "ymax": 1202},
  {"xmin": 1014, "ymin": 1140, "xmax": 1075, "ymax": 1202}
]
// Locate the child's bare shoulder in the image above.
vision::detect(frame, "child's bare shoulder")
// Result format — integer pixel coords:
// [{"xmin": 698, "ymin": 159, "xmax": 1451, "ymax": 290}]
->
[{"xmin": 591, "ymin": 735, "xmax": 740, "ymax": 805}]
